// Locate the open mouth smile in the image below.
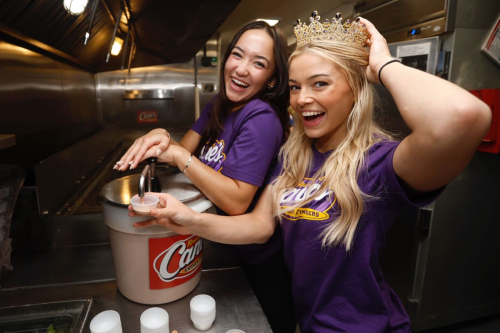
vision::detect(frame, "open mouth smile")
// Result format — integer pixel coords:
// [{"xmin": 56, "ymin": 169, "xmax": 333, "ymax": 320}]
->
[
  {"xmin": 301, "ymin": 111, "xmax": 326, "ymax": 126},
  {"xmin": 230, "ymin": 77, "xmax": 250, "ymax": 91}
]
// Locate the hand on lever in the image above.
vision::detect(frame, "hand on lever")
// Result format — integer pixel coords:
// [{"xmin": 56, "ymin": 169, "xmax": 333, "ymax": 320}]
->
[{"xmin": 114, "ymin": 129, "xmax": 172, "ymax": 170}]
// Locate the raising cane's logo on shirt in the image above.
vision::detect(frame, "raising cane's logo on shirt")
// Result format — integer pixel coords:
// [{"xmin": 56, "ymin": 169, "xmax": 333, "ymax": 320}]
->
[
  {"xmin": 280, "ymin": 177, "xmax": 336, "ymax": 221},
  {"xmin": 149, "ymin": 235, "xmax": 202, "ymax": 289},
  {"xmin": 199, "ymin": 139, "xmax": 226, "ymax": 172}
]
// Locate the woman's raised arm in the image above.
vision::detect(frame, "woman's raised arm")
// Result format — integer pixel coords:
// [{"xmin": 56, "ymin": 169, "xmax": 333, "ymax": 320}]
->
[
  {"xmin": 130, "ymin": 185, "xmax": 277, "ymax": 244},
  {"xmin": 360, "ymin": 18, "xmax": 491, "ymax": 193}
]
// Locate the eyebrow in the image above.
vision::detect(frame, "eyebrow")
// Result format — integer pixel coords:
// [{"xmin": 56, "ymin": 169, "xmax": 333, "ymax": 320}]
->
[
  {"xmin": 234, "ymin": 46, "xmax": 270, "ymax": 64},
  {"xmin": 289, "ymin": 74, "xmax": 331, "ymax": 82}
]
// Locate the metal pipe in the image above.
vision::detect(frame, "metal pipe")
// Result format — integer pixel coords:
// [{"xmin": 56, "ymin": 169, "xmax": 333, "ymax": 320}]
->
[
  {"xmin": 127, "ymin": 40, "xmax": 135, "ymax": 76},
  {"xmin": 121, "ymin": 24, "xmax": 131, "ymax": 70},
  {"xmin": 106, "ymin": 5, "xmax": 123, "ymax": 62},
  {"xmin": 84, "ymin": 0, "xmax": 100, "ymax": 45}
]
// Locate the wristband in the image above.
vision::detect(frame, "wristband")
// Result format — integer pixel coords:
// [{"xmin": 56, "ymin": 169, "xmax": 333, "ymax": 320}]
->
[
  {"xmin": 378, "ymin": 59, "xmax": 401, "ymax": 88},
  {"xmin": 183, "ymin": 154, "xmax": 193, "ymax": 173}
]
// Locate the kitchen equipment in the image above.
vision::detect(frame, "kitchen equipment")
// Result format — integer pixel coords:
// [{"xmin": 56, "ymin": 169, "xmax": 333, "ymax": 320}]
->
[
  {"xmin": 100, "ymin": 169, "xmax": 212, "ymax": 304},
  {"xmin": 139, "ymin": 158, "xmax": 161, "ymax": 195},
  {"xmin": 137, "ymin": 158, "xmax": 162, "ymax": 201}
]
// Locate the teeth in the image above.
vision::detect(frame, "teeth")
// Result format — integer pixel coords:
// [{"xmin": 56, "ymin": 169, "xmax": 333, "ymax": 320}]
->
[
  {"xmin": 302, "ymin": 111, "xmax": 323, "ymax": 117},
  {"xmin": 232, "ymin": 78, "xmax": 249, "ymax": 87}
]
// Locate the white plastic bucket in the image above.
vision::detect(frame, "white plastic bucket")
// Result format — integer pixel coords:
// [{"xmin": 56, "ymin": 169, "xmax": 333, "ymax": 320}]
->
[{"xmin": 101, "ymin": 172, "xmax": 212, "ymax": 304}]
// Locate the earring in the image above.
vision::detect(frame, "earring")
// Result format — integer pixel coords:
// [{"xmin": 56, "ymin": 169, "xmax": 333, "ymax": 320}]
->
[{"xmin": 267, "ymin": 84, "xmax": 274, "ymax": 90}]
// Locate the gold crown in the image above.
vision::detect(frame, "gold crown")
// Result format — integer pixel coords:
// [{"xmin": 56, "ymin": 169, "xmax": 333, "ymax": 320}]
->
[{"xmin": 294, "ymin": 11, "xmax": 369, "ymax": 47}]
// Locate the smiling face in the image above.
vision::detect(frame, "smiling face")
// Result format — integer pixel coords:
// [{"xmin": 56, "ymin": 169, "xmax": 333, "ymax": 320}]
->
[
  {"xmin": 224, "ymin": 29, "xmax": 276, "ymax": 111},
  {"xmin": 289, "ymin": 52, "xmax": 355, "ymax": 152}
]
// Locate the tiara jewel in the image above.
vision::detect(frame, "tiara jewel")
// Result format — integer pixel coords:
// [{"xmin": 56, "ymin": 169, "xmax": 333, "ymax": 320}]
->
[{"xmin": 294, "ymin": 11, "xmax": 369, "ymax": 47}]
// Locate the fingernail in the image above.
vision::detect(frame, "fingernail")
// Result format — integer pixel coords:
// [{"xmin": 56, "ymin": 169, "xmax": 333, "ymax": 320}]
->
[
  {"xmin": 128, "ymin": 161, "xmax": 133, "ymax": 165},
  {"xmin": 116, "ymin": 161, "xmax": 124, "ymax": 165},
  {"xmin": 129, "ymin": 165, "xmax": 133, "ymax": 170},
  {"xmin": 156, "ymin": 148, "xmax": 162, "ymax": 156}
]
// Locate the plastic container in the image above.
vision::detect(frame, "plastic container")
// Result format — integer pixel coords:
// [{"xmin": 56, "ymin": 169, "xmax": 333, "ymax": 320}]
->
[
  {"xmin": 89, "ymin": 311, "xmax": 122, "ymax": 333},
  {"xmin": 101, "ymin": 171, "xmax": 212, "ymax": 304},
  {"xmin": 140, "ymin": 308, "xmax": 169, "ymax": 333},
  {"xmin": 130, "ymin": 195, "xmax": 159, "ymax": 214},
  {"xmin": 190, "ymin": 295, "xmax": 216, "ymax": 331}
]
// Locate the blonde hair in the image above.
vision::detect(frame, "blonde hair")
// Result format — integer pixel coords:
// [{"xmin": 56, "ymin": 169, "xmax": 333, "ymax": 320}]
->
[{"xmin": 271, "ymin": 40, "xmax": 393, "ymax": 251}]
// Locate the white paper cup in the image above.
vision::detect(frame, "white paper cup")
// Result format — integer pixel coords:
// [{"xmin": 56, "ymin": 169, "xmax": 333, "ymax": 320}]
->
[
  {"xmin": 190, "ymin": 295, "xmax": 216, "ymax": 331},
  {"xmin": 140, "ymin": 307, "xmax": 169, "ymax": 333},
  {"xmin": 89, "ymin": 310, "xmax": 122, "ymax": 333},
  {"xmin": 130, "ymin": 195, "xmax": 159, "ymax": 215}
]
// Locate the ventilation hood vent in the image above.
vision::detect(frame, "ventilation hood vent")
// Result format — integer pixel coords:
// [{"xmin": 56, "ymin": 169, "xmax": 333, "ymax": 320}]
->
[{"xmin": 0, "ymin": 0, "xmax": 240, "ymax": 72}]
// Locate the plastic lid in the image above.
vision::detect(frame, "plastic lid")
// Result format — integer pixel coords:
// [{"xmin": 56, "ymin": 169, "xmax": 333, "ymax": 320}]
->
[{"xmin": 101, "ymin": 169, "xmax": 203, "ymax": 208}]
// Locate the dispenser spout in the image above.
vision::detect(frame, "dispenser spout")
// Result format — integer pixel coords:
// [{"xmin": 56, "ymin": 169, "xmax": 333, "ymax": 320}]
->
[
  {"xmin": 148, "ymin": 157, "xmax": 161, "ymax": 192},
  {"xmin": 138, "ymin": 164, "xmax": 151, "ymax": 198}
]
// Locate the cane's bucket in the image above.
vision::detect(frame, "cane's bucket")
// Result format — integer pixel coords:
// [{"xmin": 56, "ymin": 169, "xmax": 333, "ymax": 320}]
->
[{"xmin": 101, "ymin": 170, "xmax": 212, "ymax": 304}]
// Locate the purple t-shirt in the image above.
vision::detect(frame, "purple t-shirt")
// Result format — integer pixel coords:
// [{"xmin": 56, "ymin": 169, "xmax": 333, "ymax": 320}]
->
[
  {"xmin": 191, "ymin": 97, "xmax": 284, "ymax": 264},
  {"xmin": 273, "ymin": 141, "xmax": 441, "ymax": 332}
]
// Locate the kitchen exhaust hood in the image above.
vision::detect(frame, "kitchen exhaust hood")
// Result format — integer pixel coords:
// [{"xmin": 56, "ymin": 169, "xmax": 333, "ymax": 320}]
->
[{"xmin": 0, "ymin": 0, "xmax": 240, "ymax": 72}]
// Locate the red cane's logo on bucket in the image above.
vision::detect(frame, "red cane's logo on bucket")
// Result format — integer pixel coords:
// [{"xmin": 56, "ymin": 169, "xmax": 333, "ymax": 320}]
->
[
  {"xmin": 137, "ymin": 110, "xmax": 159, "ymax": 123},
  {"xmin": 149, "ymin": 235, "xmax": 202, "ymax": 289}
]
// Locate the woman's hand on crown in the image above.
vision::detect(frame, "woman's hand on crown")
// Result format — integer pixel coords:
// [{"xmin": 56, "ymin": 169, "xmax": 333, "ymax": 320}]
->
[
  {"xmin": 114, "ymin": 128, "xmax": 172, "ymax": 171},
  {"xmin": 358, "ymin": 17, "xmax": 394, "ymax": 85}
]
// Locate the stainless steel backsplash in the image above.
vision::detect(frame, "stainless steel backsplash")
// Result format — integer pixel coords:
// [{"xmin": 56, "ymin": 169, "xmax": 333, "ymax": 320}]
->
[{"xmin": 0, "ymin": 41, "xmax": 99, "ymax": 180}]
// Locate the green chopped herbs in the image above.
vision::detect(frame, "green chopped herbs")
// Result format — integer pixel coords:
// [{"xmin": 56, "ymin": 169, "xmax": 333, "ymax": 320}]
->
[{"xmin": 46, "ymin": 323, "xmax": 72, "ymax": 333}]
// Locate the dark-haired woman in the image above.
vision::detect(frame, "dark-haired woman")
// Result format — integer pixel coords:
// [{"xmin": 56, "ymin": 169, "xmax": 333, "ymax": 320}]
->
[{"xmin": 116, "ymin": 21, "xmax": 296, "ymax": 332}]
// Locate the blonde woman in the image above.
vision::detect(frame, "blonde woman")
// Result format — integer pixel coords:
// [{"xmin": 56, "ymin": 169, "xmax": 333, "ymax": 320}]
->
[{"xmin": 130, "ymin": 14, "xmax": 491, "ymax": 332}]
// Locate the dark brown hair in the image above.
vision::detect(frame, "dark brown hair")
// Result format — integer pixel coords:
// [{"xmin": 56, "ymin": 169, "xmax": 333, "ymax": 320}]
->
[{"xmin": 196, "ymin": 21, "xmax": 290, "ymax": 155}]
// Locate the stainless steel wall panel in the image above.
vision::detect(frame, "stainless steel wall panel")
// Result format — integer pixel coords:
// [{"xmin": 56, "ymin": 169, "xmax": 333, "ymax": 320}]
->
[
  {"xmin": 0, "ymin": 41, "xmax": 99, "ymax": 182},
  {"xmin": 449, "ymin": 28, "xmax": 500, "ymax": 90},
  {"xmin": 454, "ymin": 0, "xmax": 500, "ymax": 29},
  {"xmin": 411, "ymin": 152, "xmax": 500, "ymax": 331},
  {"xmin": 97, "ymin": 61, "xmax": 196, "ymax": 131},
  {"xmin": 448, "ymin": 0, "xmax": 500, "ymax": 89}
]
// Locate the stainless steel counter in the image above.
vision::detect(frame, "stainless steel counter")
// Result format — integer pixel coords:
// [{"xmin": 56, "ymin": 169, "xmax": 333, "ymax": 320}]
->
[
  {"xmin": 0, "ymin": 213, "xmax": 272, "ymax": 333},
  {"xmin": 0, "ymin": 269, "xmax": 271, "ymax": 333}
]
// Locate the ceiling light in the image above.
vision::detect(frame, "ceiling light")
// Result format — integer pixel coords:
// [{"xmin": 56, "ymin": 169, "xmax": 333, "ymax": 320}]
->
[
  {"xmin": 63, "ymin": 0, "xmax": 89, "ymax": 15},
  {"xmin": 257, "ymin": 19, "xmax": 279, "ymax": 26},
  {"xmin": 111, "ymin": 37, "xmax": 124, "ymax": 56}
]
